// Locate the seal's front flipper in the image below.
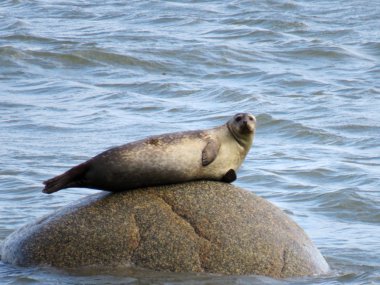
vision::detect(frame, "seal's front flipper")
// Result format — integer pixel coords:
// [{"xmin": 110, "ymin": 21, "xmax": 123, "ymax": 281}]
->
[
  {"xmin": 222, "ymin": 169, "xmax": 237, "ymax": 183},
  {"xmin": 202, "ymin": 139, "xmax": 221, "ymax": 166}
]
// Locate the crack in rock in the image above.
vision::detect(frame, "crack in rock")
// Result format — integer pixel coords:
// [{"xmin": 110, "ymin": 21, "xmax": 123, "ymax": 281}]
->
[
  {"xmin": 281, "ymin": 249, "xmax": 287, "ymax": 275},
  {"xmin": 154, "ymin": 194, "xmax": 211, "ymax": 271},
  {"xmin": 131, "ymin": 214, "xmax": 141, "ymax": 252},
  {"xmin": 156, "ymin": 195, "xmax": 211, "ymax": 243},
  {"xmin": 129, "ymin": 213, "xmax": 141, "ymax": 262}
]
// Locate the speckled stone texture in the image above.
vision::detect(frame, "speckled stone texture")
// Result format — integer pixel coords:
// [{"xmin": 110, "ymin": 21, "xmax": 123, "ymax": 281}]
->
[{"xmin": 1, "ymin": 181, "xmax": 329, "ymax": 278}]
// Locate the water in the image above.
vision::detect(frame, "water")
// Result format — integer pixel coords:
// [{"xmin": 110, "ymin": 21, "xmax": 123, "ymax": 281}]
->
[{"xmin": 1, "ymin": 0, "xmax": 379, "ymax": 284}]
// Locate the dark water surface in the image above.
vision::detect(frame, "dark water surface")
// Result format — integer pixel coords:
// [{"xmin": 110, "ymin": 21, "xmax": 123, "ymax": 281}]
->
[{"xmin": 1, "ymin": 0, "xmax": 379, "ymax": 284}]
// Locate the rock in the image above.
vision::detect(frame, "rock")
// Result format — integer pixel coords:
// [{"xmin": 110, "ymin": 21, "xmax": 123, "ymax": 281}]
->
[{"xmin": 1, "ymin": 181, "xmax": 329, "ymax": 278}]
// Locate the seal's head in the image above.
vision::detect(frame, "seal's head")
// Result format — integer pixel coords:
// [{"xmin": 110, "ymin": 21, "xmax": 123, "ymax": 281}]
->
[{"xmin": 227, "ymin": 113, "xmax": 256, "ymax": 147}]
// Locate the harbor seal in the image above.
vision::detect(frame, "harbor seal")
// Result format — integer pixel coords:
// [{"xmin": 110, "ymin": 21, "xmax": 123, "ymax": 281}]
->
[{"xmin": 42, "ymin": 113, "xmax": 256, "ymax": 194}]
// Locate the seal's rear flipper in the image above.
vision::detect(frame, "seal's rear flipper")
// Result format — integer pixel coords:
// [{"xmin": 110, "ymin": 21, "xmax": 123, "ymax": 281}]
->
[
  {"xmin": 42, "ymin": 162, "xmax": 89, "ymax": 194},
  {"xmin": 222, "ymin": 169, "xmax": 237, "ymax": 183}
]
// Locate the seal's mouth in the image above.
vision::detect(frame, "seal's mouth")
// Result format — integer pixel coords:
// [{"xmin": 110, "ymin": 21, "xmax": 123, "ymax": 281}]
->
[{"xmin": 240, "ymin": 120, "xmax": 255, "ymax": 134}]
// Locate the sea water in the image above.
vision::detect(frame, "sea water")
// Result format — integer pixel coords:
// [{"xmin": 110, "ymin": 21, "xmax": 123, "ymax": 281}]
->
[{"xmin": 0, "ymin": 1, "xmax": 379, "ymax": 284}]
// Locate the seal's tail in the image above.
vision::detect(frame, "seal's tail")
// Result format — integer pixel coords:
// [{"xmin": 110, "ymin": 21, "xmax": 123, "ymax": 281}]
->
[{"xmin": 42, "ymin": 162, "xmax": 89, "ymax": 194}]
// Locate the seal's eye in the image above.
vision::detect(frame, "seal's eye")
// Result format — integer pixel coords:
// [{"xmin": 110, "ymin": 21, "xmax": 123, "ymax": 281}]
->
[
  {"xmin": 235, "ymin": 116, "xmax": 242, "ymax": 122},
  {"xmin": 249, "ymin": 117, "xmax": 254, "ymax": 121}
]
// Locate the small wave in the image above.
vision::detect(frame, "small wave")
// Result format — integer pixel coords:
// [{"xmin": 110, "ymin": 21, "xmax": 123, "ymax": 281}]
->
[
  {"xmin": 30, "ymin": 50, "xmax": 97, "ymax": 67},
  {"xmin": 257, "ymin": 113, "xmax": 345, "ymax": 145},
  {"xmin": 0, "ymin": 45, "xmax": 25, "ymax": 58},
  {"xmin": 0, "ymin": 46, "xmax": 96, "ymax": 69},
  {"xmin": 273, "ymin": 45, "xmax": 360, "ymax": 61},
  {"xmin": 330, "ymin": 124, "xmax": 380, "ymax": 135},
  {"xmin": 361, "ymin": 41, "xmax": 380, "ymax": 58},
  {"xmin": 75, "ymin": 49, "xmax": 170, "ymax": 71},
  {"xmin": 313, "ymin": 188, "xmax": 380, "ymax": 224},
  {"xmin": 2, "ymin": 34, "xmax": 63, "ymax": 45},
  {"xmin": 202, "ymin": 27, "xmax": 281, "ymax": 41},
  {"xmin": 1, "ymin": 45, "xmax": 170, "ymax": 71},
  {"xmin": 0, "ymin": 19, "xmax": 28, "ymax": 32}
]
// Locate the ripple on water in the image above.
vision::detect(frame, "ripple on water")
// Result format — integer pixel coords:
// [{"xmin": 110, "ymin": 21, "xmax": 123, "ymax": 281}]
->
[
  {"xmin": 1, "ymin": 0, "xmax": 380, "ymax": 284},
  {"xmin": 257, "ymin": 113, "xmax": 345, "ymax": 145}
]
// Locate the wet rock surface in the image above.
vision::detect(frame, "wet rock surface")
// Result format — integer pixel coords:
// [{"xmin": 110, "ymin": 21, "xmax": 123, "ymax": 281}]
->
[{"xmin": 1, "ymin": 181, "xmax": 329, "ymax": 278}]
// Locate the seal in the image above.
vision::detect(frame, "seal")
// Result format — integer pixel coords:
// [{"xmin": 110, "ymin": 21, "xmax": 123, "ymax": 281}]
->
[{"xmin": 42, "ymin": 113, "xmax": 256, "ymax": 194}]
